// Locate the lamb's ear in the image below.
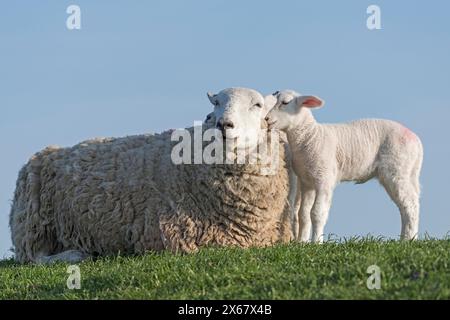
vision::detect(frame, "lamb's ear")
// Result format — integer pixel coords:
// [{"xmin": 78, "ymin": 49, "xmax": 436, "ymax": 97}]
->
[
  {"xmin": 264, "ymin": 95, "xmax": 277, "ymax": 114},
  {"xmin": 207, "ymin": 92, "xmax": 217, "ymax": 105},
  {"xmin": 295, "ymin": 95, "xmax": 324, "ymax": 109}
]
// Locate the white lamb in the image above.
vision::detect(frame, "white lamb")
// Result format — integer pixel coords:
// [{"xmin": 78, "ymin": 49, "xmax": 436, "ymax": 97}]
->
[{"xmin": 265, "ymin": 90, "xmax": 423, "ymax": 243}]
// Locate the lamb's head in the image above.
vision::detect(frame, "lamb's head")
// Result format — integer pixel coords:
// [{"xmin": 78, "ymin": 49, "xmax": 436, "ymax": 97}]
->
[
  {"xmin": 207, "ymin": 87, "xmax": 276, "ymax": 150},
  {"xmin": 265, "ymin": 90, "xmax": 324, "ymax": 131}
]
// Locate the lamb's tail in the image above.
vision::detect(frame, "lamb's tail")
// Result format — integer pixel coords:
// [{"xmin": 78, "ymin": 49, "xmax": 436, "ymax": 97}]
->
[{"xmin": 411, "ymin": 136, "xmax": 423, "ymax": 197}]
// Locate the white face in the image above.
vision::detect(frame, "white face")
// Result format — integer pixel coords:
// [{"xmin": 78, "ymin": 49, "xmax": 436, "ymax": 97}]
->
[
  {"xmin": 265, "ymin": 90, "xmax": 302, "ymax": 131},
  {"xmin": 207, "ymin": 87, "xmax": 273, "ymax": 150},
  {"xmin": 265, "ymin": 90, "xmax": 324, "ymax": 131}
]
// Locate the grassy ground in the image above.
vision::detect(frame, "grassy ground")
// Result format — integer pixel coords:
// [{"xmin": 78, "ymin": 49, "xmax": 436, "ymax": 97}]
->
[{"xmin": 0, "ymin": 238, "xmax": 449, "ymax": 299}]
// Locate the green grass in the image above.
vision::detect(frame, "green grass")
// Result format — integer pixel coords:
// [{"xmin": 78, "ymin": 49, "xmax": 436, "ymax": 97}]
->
[{"xmin": 0, "ymin": 238, "xmax": 449, "ymax": 299}]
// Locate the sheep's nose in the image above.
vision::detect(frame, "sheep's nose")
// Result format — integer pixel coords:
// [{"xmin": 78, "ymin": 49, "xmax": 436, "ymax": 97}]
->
[
  {"xmin": 222, "ymin": 120, "xmax": 234, "ymax": 130},
  {"xmin": 216, "ymin": 119, "xmax": 234, "ymax": 137},
  {"xmin": 265, "ymin": 116, "xmax": 270, "ymax": 121}
]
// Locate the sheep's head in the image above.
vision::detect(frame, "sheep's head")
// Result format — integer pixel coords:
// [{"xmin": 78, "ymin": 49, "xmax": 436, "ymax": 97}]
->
[
  {"xmin": 203, "ymin": 112, "xmax": 216, "ymax": 127},
  {"xmin": 266, "ymin": 90, "xmax": 324, "ymax": 131},
  {"xmin": 207, "ymin": 87, "xmax": 276, "ymax": 150}
]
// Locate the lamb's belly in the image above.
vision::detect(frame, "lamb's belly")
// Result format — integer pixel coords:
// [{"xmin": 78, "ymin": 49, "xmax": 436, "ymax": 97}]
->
[{"xmin": 339, "ymin": 163, "xmax": 377, "ymax": 183}]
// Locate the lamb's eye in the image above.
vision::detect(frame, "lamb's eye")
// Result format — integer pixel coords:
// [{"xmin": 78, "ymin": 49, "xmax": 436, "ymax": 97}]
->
[
  {"xmin": 214, "ymin": 101, "xmax": 220, "ymax": 107},
  {"xmin": 278, "ymin": 101, "xmax": 289, "ymax": 109},
  {"xmin": 254, "ymin": 103, "xmax": 262, "ymax": 108}
]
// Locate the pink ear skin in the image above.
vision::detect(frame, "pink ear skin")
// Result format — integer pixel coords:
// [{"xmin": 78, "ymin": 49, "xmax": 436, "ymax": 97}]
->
[{"xmin": 296, "ymin": 96, "xmax": 324, "ymax": 109}]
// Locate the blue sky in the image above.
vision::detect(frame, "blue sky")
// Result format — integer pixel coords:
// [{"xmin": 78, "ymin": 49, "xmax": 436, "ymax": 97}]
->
[{"xmin": 1, "ymin": 1, "xmax": 449, "ymax": 258}]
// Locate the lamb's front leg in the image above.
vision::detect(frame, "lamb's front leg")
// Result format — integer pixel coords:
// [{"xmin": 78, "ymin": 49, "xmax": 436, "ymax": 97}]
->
[
  {"xmin": 310, "ymin": 186, "xmax": 334, "ymax": 243},
  {"xmin": 298, "ymin": 186, "xmax": 315, "ymax": 242},
  {"xmin": 291, "ymin": 179, "xmax": 302, "ymax": 239}
]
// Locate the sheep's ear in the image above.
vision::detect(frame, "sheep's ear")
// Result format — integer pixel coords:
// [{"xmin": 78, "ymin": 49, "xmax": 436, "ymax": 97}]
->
[
  {"xmin": 205, "ymin": 112, "xmax": 214, "ymax": 122},
  {"xmin": 207, "ymin": 92, "xmax": 217, "ymax": 105},
  {"xmin": 295, "ymin": 95, "xmax": 324, "ymax": 109}
]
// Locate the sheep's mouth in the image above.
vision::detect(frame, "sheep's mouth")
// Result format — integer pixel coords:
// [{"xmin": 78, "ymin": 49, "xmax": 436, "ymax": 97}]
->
[{"xmin": 222, "ymin": 135, "xmax": 238, "ymax": 142}]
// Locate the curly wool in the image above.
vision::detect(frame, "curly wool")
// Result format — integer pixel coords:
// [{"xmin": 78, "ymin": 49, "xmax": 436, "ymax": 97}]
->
[{"xmin": 10, "ymin": 127, "xmax": 293, "ymax": 263}]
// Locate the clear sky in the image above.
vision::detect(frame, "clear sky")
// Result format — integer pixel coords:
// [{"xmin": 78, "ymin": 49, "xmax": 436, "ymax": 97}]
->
[{"xmin": 1, "ymin": 1, "xmax": 449, "ymax": 258}]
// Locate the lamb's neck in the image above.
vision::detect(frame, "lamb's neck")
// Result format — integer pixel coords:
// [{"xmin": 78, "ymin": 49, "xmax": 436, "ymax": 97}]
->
[{"xmin": 285, "ymin": 110, "xmax": 321, "ymax": 150}]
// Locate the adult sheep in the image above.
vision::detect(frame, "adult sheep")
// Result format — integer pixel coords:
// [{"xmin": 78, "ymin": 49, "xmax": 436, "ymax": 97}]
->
[{"xmin": 10, "ymin": 87, "xmax": 294, "ymax": 264}]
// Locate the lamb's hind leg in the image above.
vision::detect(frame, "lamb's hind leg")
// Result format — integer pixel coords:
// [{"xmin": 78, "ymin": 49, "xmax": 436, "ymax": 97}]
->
[
  {"xmin": 379, "ymin": 144, "xmax": 422, "ymax": 240},
  {"xmin": 380, "ymin": 176, "xmax": 420, "ymax": 240},
  {"xmin": 403, "ymin": 152, "xmax": 422, "ymax": 240},
  {"xmin": 35, "ymin": 250, "xmax": 91, "ymax": 264}
]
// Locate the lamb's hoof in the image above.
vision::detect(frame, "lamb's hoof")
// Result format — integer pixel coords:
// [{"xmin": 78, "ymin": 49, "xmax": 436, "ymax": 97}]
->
[{"xmin": 36, "ymin": 250, "xmax": 90, "ymax": 264}]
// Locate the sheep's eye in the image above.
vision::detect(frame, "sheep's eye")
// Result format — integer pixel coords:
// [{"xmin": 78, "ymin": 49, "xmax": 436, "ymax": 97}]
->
[
  {"xmin": 254, "ymin": 103, "xmax": 262, "ymax": 108},
  {"xmin": 282, "ymin": 101, "xmax": 289, "ymax": 105},
  {"xmin": 214, "ymin": 101, "xmax": 220, "ymax": 107},
  {"xmin": 206, "ymin": 115, "xmax": 211, "ymax": 120}
]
